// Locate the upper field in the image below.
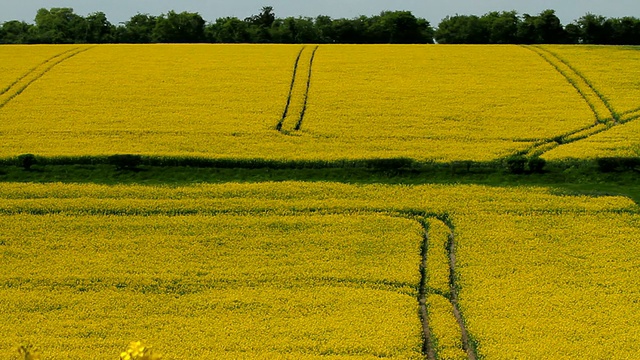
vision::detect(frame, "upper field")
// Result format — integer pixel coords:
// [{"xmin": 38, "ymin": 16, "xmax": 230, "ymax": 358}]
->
[{"xmin": 1, "ymin": 44, "xmax": 638, "ymax": 163}]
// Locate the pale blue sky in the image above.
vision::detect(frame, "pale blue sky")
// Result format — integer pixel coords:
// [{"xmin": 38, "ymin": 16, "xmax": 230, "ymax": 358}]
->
[{"xmin": 1, "ymin": 0, "xmax": 639, "ymax": 26}]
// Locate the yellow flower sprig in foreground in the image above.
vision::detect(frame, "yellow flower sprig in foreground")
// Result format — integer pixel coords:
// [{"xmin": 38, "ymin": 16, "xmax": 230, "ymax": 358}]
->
[
  {"xmin": 17, "ymin": 345, "xmax": 40, "ymax": 360},
  {"xmin": 120, "ymin": 341, "xmax": 161, "ymax": 360}
]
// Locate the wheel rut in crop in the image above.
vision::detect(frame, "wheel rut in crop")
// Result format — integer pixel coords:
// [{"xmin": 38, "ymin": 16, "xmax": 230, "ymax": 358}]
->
[
  {"xmin": 418, "ymin": 222, "xmax": 437, "ymax": 360},
  {"xmin": 3, "ymin": 200, "xmax": 479, "ymax": 359},
  {"xmin": 524, "ymin": 45, "xmax": 616, "ymax": 123},
  {"xmin": 0, "ymin": 48, "xmax": 78, "ymax": 96},
  {"xmin": 520, "ymin": 45, "xmax": 639, "ymax": 159},
  {"xmin": 276, "ymin": 46, "xmax": 305, "ymax": 131},
  {"xmin": 0, "ymin": 47, "xmax": 93, "ymax": 110},
  {"xmin": 446, "ymin": 229, "xmax": 478, "ymax": 360},
  {"xmin": 276, "ymin": 45, "xmax": 319, "ymax": 134}
]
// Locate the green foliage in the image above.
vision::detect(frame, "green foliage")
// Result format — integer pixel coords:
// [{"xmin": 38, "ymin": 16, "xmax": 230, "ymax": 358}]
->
[
  {"xmin": 109, "ymin": 154, "xmax": 142, "ymax": 171},
  {"xmin": 597, "ymin": 157, "xmax": 640, "ymax": 173},
  {"xmin": 152, "ymin": 11, "xmax": 205, "ymax": 43},
  {"xmin": 3, "ymin": 6, "xmax": 640, "ymax": 44},
  {"xmin": 528, "ymin": 157, "xmax": 547, "ymax": 174},
  {"xmin": 505, "ymin": 155, "xmax": 527, "ymax": 174},
  {"xmin": 435, "ymin": 9, "xmax": 568, "ymax": 44},
  {"xmin": 17, "ymin": 154, "xmax": 37, "ymax": 171}
]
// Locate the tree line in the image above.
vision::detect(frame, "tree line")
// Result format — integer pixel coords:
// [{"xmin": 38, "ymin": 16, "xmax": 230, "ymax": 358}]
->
[{"xmin": 1, "ymin": 7, "xmax": 639, "ymax": 45}]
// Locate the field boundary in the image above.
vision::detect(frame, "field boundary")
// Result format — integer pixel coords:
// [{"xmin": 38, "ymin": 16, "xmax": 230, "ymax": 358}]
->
[{"xmin": 0, "ymin": 47, "xmax": 93, "ymax": 110}]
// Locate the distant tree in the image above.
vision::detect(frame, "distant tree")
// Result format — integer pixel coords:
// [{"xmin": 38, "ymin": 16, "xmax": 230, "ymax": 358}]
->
[
  {"xmin": 314, "ymin": 15, "xmax": 335, "ymax": 43},
  {"xmin": 564, "ymin": 22, "xmax": 582, "ymax": 43},
  {"xmin": 517, "ymin": 10, "xmax": 567, "ymax": 43},
  {"xmin": 244, "ymin": 6, "xmax": 276, "ymax": 42},
  {"xmin": 4, "ymin": 6, "xmax": 639, "ymax": 45},
  {"xmin": 574, "ymin": 13, "xmax": 610, "ymax": 44},
  {"xmin": 206, "ymin": 17, "xmax": 251, "ymax": 43},
  {"xmin": 534, "ymin": 10, "xmax": 567, "ymax": 43},
  {"xmin": 120, "ymin": 13, "xmax": 157, "ymax": 43},
  {"xmin": 481, "ymin": 11, "xmax": 519, "ymax": 44},
  {"xmin": 330, "ymin": 17, "xmax": 367, "ymax": 43},
  {"xmin": 246, "ymin": 6, "xmax": 276, "ymax": 28},
  {"xmin": 608, "ymin": 17, "xmax": 640, "ymax": 45},
  {"xmin": 375, "ymin": 11, "xmax": 434, "ymax": 43},
  {"xmin": 33, "ymin": 7, "xmax": 86, "ymax": 43},
  {"xmin": 84, "ymin": 11, "xmax": 115, "ymax": 43},
  {"xmin": 573, "ymin": 15, "xmax": 640, "ymax": 45},
  {"xmin": 271, "ymin": 16, "xmax": 321, "ymax": 43},
  {"xmin": 435, "ymin": 15, "xmax": 487, "ymax": 44},
  {"xmin": 152, "ymin": 11, "xmax": 205, "ymax": 43},
  {"xmin": 0, "ymin": 20, "xmax": 34, "ymax": 43}
]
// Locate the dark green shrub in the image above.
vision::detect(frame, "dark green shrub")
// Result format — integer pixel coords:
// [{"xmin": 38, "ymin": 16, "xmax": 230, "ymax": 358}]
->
[
  {"xmin": 17, "ymin": 154, "xmax": 37, "ymax": 170},
  {"xmin": 367, "ymin": 158, "xmax": 414, "ymax": 171},
  {"xmin": 528, "ymin": 157, "xmax": 546, "ymax": 174},
  {"xmin": 505, "ymin": 155, "xmax": 527, "ymax": 174},
  {"xmin": 597, "ymin": 157, "xmax": 640, "ymax": 172},
  {"xmin": 597, "ymin": 157, "xmax": 619, "ymax": 172},
  {"xmin": 620, "ymin": 157, "xmax": 640, "ymax": 171},
  {"xmin": 109, "ymin": 154, "xmax": 142, "ymax": 170}
]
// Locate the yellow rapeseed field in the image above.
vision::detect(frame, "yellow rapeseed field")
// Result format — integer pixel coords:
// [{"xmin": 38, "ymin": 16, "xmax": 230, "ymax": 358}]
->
[
  {"xmin": 0, "ymin": 182, "xmax": 638, "ymax": 358},
  {"xmin": 539, "ymin": 45, "xmax": 640, "ymax": 116},
  {"xmin": 543, "ymin": 119, "xmax": 640, "ymax": 159},
  {"xmin": 0, "ymin": 45, "xmax": 300, "ymax": 158},
  {"xmin": 1, "ymin": 43, "xmax": 639, "ymax": 359},
  {"xmin": 0, "ymin": 45, "xmax": 77, "ymax": 92},
  {"xmin": 302, "ymin": 45, "xmax": 593, "ymax": 162},
  {"xmin": 0, "ymin": 211, "xmax": 424, "ymax": 359},
  {"xmin": 532, "ymin": 45, "xmax": 640, "ymax": 159},
  {"xmin": 2, "ymin": 44, "xmax": 631, "ymax": 162}
]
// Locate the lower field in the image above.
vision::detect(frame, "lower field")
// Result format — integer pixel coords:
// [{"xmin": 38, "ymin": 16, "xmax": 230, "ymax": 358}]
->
[
  {"xmin": 0, "ymin": 213, "xmax": 424, "ymax": 359},
  {"xmin": 0, "ymin": 182, "xmax": 639, "ymax": 358}
]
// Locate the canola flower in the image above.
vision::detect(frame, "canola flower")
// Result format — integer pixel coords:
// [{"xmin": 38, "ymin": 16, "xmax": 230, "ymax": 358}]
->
[
  {"xmin": 0, "ymin": 44, "xmax": 299, "ymax": 159},
  {"xmin": 16, "ymin": 345, "xmax": 40, "ymax": 360},
  {"xmin": 0, "ymin": 210, "xmax": 423, "ymax": 359}
]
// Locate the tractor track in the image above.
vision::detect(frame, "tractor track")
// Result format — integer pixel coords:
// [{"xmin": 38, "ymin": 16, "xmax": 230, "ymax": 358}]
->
[
  {"xmin": 276, "ymin": 46, "xmax": 305, "ymax": 131},
  {"xmin": 276, "ymin": 45, "xmax": 319, "ymax": 134},
  {"xmin": 0, "ymin": 47, "xmax": 78, "ymax": 96},
  {"xmin": 520, "ymin": 45, "xmax": 639, "ymax": 159},
  {"xmin": 294, "ymin": 45, "xmax": 319, "ymax": 131},
  {"xmin": 0, "ymin": 46, "xmax": 94, "ymax": 110},
  {"xmin": 0, "ymin": 201, "xmax": 478, "ymax": 359}
]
